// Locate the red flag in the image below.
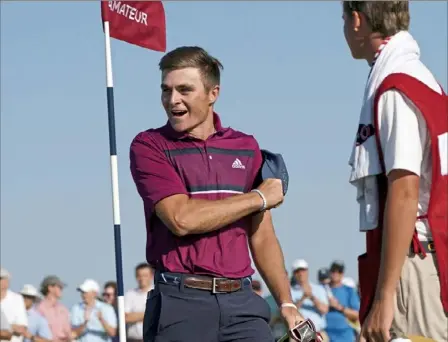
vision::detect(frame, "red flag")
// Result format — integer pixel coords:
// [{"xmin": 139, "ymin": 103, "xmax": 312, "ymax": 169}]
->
[{"xmin": 101, "ymin": 1, "xmax": 166, "ymax": 52}]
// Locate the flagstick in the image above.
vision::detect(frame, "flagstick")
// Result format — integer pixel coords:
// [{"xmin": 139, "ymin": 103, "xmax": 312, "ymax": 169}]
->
[{"xmin": 103, "ymin": 20, "xmax": 127, "ymax": 342}]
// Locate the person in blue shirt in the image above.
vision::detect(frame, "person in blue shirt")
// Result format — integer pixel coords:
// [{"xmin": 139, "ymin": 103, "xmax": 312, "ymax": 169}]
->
[
  {"xmin": 290, "ymin": 259, "xmax": 330, "ymax": 340},
  {"xmin": 19, "ymin": 285, "xmax": 52, "ymax": 342},
  {"xmin": 325, "ymin": 261, "xmax": 360, "ymax": 342},
  {"xmin": 71, "ymin": 279, "xmax": 117, "ymax": 342}
]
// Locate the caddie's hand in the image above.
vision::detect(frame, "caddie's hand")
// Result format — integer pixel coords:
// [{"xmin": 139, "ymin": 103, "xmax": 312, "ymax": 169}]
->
[
  {"xmin": 257, "ymin": 178, "xmax": 284, "ymax": 209},
  {"xmin": 280, "ymin": 306, "xmax": 305, "ymax": 341},
  {"xmin": 358, "ymin": 298, "xmax": 393, "ymax": 342}
]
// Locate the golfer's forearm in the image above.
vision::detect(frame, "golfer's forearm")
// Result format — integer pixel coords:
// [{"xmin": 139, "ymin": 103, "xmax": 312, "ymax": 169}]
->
[
  {"xmin": 376, "ymin": 178, "xmax": 418, "ymax": 299},
  {"xmin": 169, "ymin": 192, "xmax": 263, "ymax": 236},
  {"xmin": 250, "ymin": 236, "xmax": 293, "ymax": 306}
]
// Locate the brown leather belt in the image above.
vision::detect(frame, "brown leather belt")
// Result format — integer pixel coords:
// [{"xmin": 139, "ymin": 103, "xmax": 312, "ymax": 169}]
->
[{"xmin": 184, "ymin": 276, "xmax": 243, "ymax": 293}]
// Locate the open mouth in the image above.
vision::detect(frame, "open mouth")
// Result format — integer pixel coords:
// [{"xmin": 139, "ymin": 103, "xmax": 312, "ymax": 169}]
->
[{"xmin": 171, "ymin": 110, "xmax": 188, "ymax": 117}]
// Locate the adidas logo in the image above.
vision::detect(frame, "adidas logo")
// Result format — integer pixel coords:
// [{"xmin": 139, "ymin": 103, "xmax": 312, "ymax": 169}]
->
[{"xmin": 232, "ymin": 158, "xmax": 245, "ymax": 169}]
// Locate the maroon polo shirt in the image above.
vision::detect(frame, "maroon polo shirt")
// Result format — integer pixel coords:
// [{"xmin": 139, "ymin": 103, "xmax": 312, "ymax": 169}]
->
[{"xmin": 129, "ymin": 113, "xmax": 262, "ymax": 278}]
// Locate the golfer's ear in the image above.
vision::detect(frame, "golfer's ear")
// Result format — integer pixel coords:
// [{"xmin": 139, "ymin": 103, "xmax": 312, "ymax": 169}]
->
[{"xmin": 209, "ymin": 85, "xmax": 220, "ymax": 105}]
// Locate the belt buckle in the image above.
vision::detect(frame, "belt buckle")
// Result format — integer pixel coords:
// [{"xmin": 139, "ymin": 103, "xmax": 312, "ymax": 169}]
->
[
  {"xmin": 212, "ymin": 277, "xmax": 227, "ymax": 294},
  {"xmin": 428, "ymin": 242, "xmax": 435, "ymax": 252}
]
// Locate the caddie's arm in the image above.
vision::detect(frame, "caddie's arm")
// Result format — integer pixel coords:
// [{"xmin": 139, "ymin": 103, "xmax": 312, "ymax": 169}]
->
[
  {"xmin": 249, "ymin": 210, "xmax": 295, "ymax": 308},
  {"xmin": 374, "ymin": 90, "xmax": 422, "ymax": 302},
  {"xmin": 130, "ymin": 135, "xmax": 282, "ymax": 237}
]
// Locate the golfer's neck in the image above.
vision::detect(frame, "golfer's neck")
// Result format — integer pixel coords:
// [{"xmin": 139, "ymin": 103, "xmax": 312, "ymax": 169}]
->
[{"xmin": 189, "ymin": 112, "xmax": 216, "ymax": 140}]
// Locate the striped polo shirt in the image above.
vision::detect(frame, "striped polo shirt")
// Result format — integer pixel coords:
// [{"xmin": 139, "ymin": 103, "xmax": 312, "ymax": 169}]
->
[{"xmin": 130, "ymin": 113, "xmax": 262, "ymax": 278}]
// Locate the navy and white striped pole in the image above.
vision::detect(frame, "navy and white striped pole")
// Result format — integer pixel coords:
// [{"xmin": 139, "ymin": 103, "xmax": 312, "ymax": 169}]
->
[{"xmin": 103, "ymin": 20, "xmax": 127, "ymax": 342}]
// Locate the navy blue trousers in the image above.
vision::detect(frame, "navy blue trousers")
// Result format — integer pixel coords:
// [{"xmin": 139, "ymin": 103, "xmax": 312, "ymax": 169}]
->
[{"xmin": 143, "ymin": 272, "xmax": 274, "ymax": 342}]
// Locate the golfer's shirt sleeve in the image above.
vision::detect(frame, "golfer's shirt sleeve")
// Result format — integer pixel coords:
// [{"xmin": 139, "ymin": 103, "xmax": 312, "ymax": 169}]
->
[
  {"xmin": 377, "ymin": 90, "xmax": 428, "ymax": 176},
  {"xmin": 130, "ymin": 133, "xmax": 188, "ymax": 207}
]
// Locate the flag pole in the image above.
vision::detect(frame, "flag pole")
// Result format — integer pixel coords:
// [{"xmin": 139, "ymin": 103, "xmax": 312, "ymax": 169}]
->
[{"xmin": 103, "ymin": 20, "xmax": 127, "ymax": 342}]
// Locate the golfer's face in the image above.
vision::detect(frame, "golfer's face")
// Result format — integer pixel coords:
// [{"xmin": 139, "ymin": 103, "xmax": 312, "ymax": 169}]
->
[{"xmin": 161, "ymin": 67, "xmax": 211, "ymax": 133}]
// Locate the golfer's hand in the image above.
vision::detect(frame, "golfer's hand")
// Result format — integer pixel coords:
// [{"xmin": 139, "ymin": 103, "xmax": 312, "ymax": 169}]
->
[
  {"xmin": 280, "ymin": 306, "xmax": 304, "ymax": 341},
  {"xmin": 257, "ymin": 179, "xmax": 283, "ymax": 208},
  {"xmin": 359, "ymin": 298, "xmax": 394, "ymax": 342}
]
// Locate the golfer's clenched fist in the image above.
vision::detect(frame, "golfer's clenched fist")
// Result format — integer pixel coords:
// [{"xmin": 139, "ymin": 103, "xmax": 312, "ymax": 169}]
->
[{"xmin": 257, "ymin": 178, "xmax": 284, "ymax": 208}]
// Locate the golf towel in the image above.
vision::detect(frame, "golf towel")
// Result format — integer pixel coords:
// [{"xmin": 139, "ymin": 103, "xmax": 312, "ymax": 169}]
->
[{"xmin": 260, "ymin": 149, "xmax": 289, "ymax": 196}]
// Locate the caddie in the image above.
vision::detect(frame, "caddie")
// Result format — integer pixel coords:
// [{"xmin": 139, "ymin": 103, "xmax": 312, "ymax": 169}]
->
[{"xmin": 343, "ymin": 1, "xmax": 448, "ymax": 341}]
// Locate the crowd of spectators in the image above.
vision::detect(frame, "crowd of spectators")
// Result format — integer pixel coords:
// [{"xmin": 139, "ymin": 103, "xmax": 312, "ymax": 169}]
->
[{"xmin": 1, "ymin": 259, "xmax": 359, "ymax": 342}]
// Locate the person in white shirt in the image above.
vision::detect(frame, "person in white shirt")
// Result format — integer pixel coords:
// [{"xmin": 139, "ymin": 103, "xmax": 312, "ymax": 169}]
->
[
  {"xmin": 0, "ymin": 308, "xmax": 12, "ymax": 341},
  {"xmin": 343, "ymin": 2, "xmax": 448, "ymax": 341},
  {"xmin": 0, "ymin": 268, "xmax": 28, "ymax": 342},
  {"xmin": 124, "ymin": 263, "xmax": 154, "ymax": 342}
]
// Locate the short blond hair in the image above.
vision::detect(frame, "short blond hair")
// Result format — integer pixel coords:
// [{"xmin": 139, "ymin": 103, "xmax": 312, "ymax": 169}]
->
[
  {"xmin": 159, "ymin": 46, "xmax": 223, "ymax": 90},
  {"xmin": 343, "ymin": 1, "xmax": 410, "ymax": 37}
]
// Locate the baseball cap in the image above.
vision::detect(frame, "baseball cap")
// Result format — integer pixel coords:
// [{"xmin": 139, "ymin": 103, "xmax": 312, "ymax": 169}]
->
[
  {"xmin": 292, "ymin": 259, "xmax": 308, "ymax": 271},
  {"xmin": 260, "ymin": 149, "xmax": 289, "ymax": 196},
  {"xmin": 40, "ymin": 275, "xmax": 65, "ymax": 293},
  {"xmin": 317, "ymin": 267, "xmax": 330, "ymax": 281},
  {"xmin": 20, "ymin": 284, "xmax": 40, "ymax": 298},
  {"xmin": 330, "ymin": 260, "xmax": 345, "ymax": 273},
  {"xmin": 0, "ymin": 267, "xmax": 11, "ymax": 279},
  {"xmin": 77, "ymin": 279, "xmax": 100, "ymax": 293}
]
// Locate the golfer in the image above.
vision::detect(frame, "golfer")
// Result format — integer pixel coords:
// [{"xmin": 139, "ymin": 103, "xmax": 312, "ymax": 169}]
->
[
  {"xmin": 343, "ymin": 1, "xmax": 447, "ymax": 341},
  {"xmin": 130, "ymin": 46, "xmax": 304, "ymax": 342}
]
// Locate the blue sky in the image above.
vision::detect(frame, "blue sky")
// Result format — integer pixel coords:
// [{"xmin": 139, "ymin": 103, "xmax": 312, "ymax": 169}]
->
[{"xmin": 1, "ymin": 1, "xmax": 447, "ymax": 306}]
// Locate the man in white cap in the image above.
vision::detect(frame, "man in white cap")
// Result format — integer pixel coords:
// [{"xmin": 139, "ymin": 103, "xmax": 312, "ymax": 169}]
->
[
  {"xmin": 290, "ymin": 259, "xmax": 329, "ymax": 341},
  {"xmin": 70, "ymin": 279, "xmax": 117, "ymax": 342},
  {"xmin": 19, "ymin": 285, "xmax": 52, "ymax": 342},
  {"xmin": 0, "ymin": 268, "xmax": 28, "ymax": 342}
]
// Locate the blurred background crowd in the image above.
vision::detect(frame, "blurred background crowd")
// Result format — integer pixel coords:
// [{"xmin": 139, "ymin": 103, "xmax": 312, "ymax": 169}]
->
[{"xmin": 0, "ymin": 259, "xmax": 360, "ymax": 342}]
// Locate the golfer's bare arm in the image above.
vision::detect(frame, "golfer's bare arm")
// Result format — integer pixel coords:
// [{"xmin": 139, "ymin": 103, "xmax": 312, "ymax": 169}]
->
[
  {"xmin": 130, "ymin": 135, "xmax": 265, "ymax": 237},
  {"xmin": 155, "ymin": 192, "xmax": 263, "ymax": 236},
  {"xmin": 248, "ymin": 210, "xmax": 295, "ymax": 306}
]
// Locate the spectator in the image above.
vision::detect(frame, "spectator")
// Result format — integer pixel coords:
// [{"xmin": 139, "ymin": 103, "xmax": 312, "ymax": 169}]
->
[
  {"xmin": 317, "ymin": 268, "xmax": 333, "ymax": 299},
  {"xmin": 124, "ymin": 263, "xmax": 153, "ymax": 342},
  {"xmin": 101, "ymin": 282, "xmax": 117, "ymax": 308},
  {"xmin": 325, "ymin": 261, "xmax": 360, "ymax": 342},
  {"xmin": 19, "ymin": 285, "xmax": 52, "ymax": 342},
  {"xmin": 290, "ymin": 260, "xmax": 329, "ymax": 341},
  {"xmin": 71, "ymin": 279, "xmax": 117, "ymax": 342},
  {"xmin": 1, "ymin": 308, "xmax": 13, "ymax": 341},
  {"xmin": 0, "ymin": 268, "xmax": 28, "ymax": 342},
  {"xmin": 102, "ymin": 282, "xmax": 118, "ymax": 342},
  {"xmin": 36, "ymin": 275, "xmax": 71, "ymax": 342}
]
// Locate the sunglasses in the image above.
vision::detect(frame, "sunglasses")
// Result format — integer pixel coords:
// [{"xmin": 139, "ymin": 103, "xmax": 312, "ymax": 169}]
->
[{"xmin": 102, "ymin": 292, "xmax": 115, "ymax": 297}]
